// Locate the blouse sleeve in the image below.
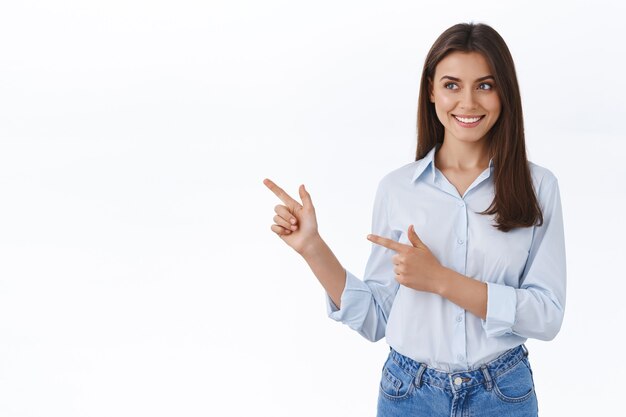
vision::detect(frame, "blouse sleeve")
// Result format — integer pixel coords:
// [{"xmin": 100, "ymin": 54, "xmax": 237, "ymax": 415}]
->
[
  {"xmin": 325, "ymin": 178, "xmax": 401, "ymax": 342},
  {"xmin": 482, "ymin": 172, "xmax": 567, "ymax": 340}
]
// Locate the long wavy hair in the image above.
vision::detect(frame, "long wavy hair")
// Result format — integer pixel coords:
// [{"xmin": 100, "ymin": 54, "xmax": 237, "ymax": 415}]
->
[{"xmin": 416, "ymin": 22, "xmax": 543, "ymax": 232}]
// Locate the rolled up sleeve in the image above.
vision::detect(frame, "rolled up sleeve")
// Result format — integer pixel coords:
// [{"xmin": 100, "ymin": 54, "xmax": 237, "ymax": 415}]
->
[
  {"xmin": 324, "ymin": 178, "xmax": 400, "ymax": 342},
  {"xmin": 483, "ymin": 282, "xmax": 517, "ymax": 337}
]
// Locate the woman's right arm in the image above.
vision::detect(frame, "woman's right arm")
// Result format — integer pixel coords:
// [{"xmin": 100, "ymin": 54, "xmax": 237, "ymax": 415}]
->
[
  {"xmin": 263, "ymin": 179, "xmax": 345, "ymax": 308},
  {"xmin": 264, "ymin": 178, "xmax": 400, "ymax": 342}
]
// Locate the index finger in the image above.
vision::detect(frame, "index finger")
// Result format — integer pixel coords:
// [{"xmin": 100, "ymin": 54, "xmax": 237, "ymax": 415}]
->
[
  {"xmin": 263, "ymin": 178, "xmax": 301, "ymax": 208},
  {"xmin": 367, "ymin": 234, "xmax": 408, "ymax": 252}
]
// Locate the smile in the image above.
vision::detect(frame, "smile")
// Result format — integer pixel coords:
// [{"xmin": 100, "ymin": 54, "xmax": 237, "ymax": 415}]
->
[{"xmin": 453, "ymin": 115, "xmax": 485, "ymax": 127}]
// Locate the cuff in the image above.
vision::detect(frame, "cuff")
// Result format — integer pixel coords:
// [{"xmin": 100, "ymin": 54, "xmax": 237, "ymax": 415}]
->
[
  {"xmin": 481, "ymin": 282, "xmax": 517, "ymax": 337},
  {"xmin": 325, "ymin": 269, "xmax": 369, "ymax": 322}
]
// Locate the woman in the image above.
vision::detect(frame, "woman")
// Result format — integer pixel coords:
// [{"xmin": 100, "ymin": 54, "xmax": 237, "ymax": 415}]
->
[{"xmin": 264, "ymin": 22, "xmax": 566, "ymax": 417}]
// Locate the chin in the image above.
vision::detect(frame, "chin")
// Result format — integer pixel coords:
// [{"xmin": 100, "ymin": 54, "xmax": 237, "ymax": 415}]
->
[{"xmin": 453, "ymin": 134, "xmax": 488, "ymax": 144}]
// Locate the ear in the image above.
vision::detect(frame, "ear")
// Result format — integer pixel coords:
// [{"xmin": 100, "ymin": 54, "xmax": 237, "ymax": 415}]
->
[{"xmin": 428, "ymin": 77, "xmax": 434, "ymax": 103}]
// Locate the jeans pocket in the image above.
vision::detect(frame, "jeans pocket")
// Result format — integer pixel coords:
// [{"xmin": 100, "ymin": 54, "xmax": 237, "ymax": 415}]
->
[
  {"xmin": 492, "ymin": 358, "xmax": 535, "ymax": 403},
  {"xmin": 379, "ymin": 355, "xmax": 415, "ymax": 401}
]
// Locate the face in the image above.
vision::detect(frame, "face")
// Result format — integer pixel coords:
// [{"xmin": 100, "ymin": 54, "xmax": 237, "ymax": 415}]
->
[{"xmin": 430, "ymin": 51, "xmax": 501, "ymax": 146}]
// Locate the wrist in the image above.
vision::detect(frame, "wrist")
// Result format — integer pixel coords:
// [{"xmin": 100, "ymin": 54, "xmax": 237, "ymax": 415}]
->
[
  {"xmin": 434, "ymin": 265, "xmax": 454, "ymax": 296},
  {"xmin": 298, "ymin": 233, "xmax": 325, "ymax": 259}
]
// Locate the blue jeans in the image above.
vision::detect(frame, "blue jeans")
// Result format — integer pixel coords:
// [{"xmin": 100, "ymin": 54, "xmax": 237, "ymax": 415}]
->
[{"xmin": 377, "ymin": 344, "xmax": 538, "ymax": 417}]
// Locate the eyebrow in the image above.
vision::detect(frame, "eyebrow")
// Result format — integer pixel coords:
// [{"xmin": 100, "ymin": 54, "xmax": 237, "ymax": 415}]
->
[{"xmin": 439, "ymin": 75, "xmax": 495, "ymax": 82}]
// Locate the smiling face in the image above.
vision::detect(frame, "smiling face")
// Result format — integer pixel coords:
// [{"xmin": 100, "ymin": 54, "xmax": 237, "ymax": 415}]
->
[{"xmin": 430, "ymin": 51, "xmax": 501, "ymax": 146}]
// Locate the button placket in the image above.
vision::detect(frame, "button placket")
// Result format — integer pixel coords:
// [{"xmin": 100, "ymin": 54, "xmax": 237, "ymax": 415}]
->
[
  {"xmin": 454, "ymin": 199, "xmax": 468, "ymax": 274},
  {"xmin": 452, "ymin": 198, "xmax": 469, "ymax": 369}
]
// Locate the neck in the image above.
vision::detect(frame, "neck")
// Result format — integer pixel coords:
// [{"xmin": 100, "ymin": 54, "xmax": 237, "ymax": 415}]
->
[{"xmin": 435, "ymin": 138, "xmax": 490, "ymax": 171}]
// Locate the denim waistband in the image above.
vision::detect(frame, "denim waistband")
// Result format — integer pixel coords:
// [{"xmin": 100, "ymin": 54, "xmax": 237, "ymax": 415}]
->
[{"xmin": 389, "ymin": 344, "xmax": 529, "ymax": 392}]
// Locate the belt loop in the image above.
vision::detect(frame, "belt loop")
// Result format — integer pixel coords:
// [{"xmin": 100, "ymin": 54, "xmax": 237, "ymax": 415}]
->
[
  {"xmin": 414, "ymin": 363, "xmax": 427, "ymax": 388},
  {"xmin": 480, "ymin": 365, "xmax": 493, "ymax": 391},
  {"xmin": 521, "ymin": 344, "xmax": 529, "ymax": 357}
]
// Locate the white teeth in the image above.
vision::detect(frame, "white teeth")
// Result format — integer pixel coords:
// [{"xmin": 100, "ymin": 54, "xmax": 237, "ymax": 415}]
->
[{"xmin": 454, "ymin": 116, "xmax": 482, "ymax": 123}]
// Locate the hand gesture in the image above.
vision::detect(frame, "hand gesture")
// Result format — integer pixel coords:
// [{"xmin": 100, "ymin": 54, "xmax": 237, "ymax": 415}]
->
[
  {"xmin": 263, "ymin": 178, "xmax": 320, "ymax": 255},
  {"xmin": 367, "ymin": 225, "xmax": 444, "ymax": 294}
]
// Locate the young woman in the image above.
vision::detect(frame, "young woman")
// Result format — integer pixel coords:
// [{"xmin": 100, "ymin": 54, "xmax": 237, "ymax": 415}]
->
[{"xmin": 264, "ymin": 22, "xmax": 566, "ymax": 417}]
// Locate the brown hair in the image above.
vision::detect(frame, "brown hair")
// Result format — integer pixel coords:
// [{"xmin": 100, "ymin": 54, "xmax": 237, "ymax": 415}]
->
[{"xmin": 416, "ymin": 22, "xmax": 542, "ymax": 232}]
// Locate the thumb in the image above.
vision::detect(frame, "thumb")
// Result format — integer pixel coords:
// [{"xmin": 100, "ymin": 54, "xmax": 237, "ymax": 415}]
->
[
  {"xmin": 407, "ymin": 224, "xmax": 424, "ymax": 248},
  {"xmin": 299, "ymin": 184, "xmax": 314, "ymax": 209}
]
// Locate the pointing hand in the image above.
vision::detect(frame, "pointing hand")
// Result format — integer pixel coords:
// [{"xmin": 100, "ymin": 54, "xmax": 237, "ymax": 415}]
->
[
  {"xmin": 367, "ymin": 225, "xmax": 444, "ymax": 294},
  {"xmin": 264, "ymin": 178, "xmax": 320, "ymax": 255}
]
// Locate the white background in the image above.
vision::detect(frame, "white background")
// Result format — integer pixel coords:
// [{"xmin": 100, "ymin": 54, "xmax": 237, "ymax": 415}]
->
[{"xmin": 1, "ymin": 0, "xmax": 624, "ymax": 416}]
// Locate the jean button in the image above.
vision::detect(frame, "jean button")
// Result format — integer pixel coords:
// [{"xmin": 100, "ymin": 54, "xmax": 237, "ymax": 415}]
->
[{"xmin": 454, "ymin": 377, "xmax": 463, "ymax": 385}]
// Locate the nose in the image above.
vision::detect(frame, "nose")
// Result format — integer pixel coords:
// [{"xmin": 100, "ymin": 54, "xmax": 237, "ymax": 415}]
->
[{"xmin": 459, "ymin": 89, "xmax": 477, "ymax": 110}]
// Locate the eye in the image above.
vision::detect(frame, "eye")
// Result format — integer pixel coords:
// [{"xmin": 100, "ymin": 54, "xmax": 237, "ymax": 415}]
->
[
  {"xmin": 444, "ymin": 82, "xmax": 459, "ymax": 90},
  {"xmin": 478, "ymin": 82, "xmax": 493, "ymax": 90}
]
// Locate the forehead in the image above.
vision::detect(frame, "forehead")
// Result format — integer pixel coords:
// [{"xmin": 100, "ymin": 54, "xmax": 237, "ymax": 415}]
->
[{"xmin": 433, "ymin": 51, "xmax": 492, "ymax": 79}]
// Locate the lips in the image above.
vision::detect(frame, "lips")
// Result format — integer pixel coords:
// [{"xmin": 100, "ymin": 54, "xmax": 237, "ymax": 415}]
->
[
  {"xmin": 452, "ymin": 114, "xmax": 485, "ymax": 128},
  {"xmin": 453, "ymin": 115, "xmax": 484, "ymax": 123}
]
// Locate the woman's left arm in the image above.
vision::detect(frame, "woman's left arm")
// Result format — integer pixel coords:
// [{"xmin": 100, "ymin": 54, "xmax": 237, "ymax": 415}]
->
[
  {"xmin": 368, "ymin": 173, "xmax": 566, "ymax": 341},
  {"xmin": 368, "ymin": 228, "xmax": 488, "ymax": 321},
  {"xmin": 475, "ymin": 174, "xmax": 567, "ymax": 340}
]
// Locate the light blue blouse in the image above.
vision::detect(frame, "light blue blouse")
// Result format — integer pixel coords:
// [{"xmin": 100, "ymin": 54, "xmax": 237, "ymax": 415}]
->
[{"xmin": 326, "ymin": 145, "xmax": 566, "ymax": 372}]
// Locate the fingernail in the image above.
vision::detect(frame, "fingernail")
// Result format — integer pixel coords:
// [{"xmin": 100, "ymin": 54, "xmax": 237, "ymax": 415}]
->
[
  {"xmin": 291, "ymin": 225, "xmax": 297, "ymax": 230},
  {"xmin": 291, "ymin": 218, "xmax": 296, "ymax": 224}
]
